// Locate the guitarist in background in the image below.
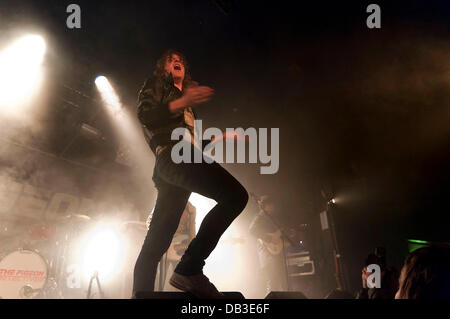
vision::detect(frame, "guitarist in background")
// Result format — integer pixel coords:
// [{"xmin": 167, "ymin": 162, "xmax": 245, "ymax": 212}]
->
[{"xmin": 249, "ymin": 195, "xmax": 291, "ymax": 293}]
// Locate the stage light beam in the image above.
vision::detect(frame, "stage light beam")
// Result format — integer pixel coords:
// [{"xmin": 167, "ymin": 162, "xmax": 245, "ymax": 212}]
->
[
  {"xmin": 0, "ymin": 34, "xmax": 46, "ymax": 111},
  {"xmin": 95, "ymin": 76, "xmax": 122, "ymax": 112}
]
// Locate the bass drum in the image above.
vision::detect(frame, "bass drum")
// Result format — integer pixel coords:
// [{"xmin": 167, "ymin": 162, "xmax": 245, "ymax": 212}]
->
[{"xmin": 0, "ymin": 249, "xmax": 48, "ymax": 299}]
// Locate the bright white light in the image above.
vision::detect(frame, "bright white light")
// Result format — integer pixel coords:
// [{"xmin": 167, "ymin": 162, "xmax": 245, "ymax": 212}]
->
[
  {"xmin": 187, "ymin": 193, "xmax": 246, "ymax": 292},
  {"xmin": 95, "ymin": 75, "xmax": 122, "ymax": 112},
  {"xmin": 331, "ymin": 198, "xmax": 336, "ymax": 204},
  {"xmin": 94, "ymin": 76, "xmax": 108, "ymax": 88},
  {"xmin": 0, "ymin": 34, "xmax": 46, "ymax": 111},
  {"xmin": 188, "ymin": 193, "xmax": 217, "ymax": 234},
  {"xmin": 81, "ymin": 225, "xmax": 124, "ymax": 281}
]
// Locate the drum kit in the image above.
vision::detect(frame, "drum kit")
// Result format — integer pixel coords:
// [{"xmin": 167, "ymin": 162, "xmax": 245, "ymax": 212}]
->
[{"xmin": 0, "ymin": 214, "xmax": 147, "ymax": 299}]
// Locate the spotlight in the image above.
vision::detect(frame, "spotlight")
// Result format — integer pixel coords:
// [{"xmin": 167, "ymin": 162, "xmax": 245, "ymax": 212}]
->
[
  {"xmin": 94, "ymin": 76, "xmax": 108, "ymax": 88},
  {"xmin": 0, "ymin": 34, "xmax": 46, "ymax": 110},
  {"xmin": 81, "ymin": 224, "xmax": 124, "ymax": 282},
  {"xmin": 94, "ymin": 75, "xmax": 121, "ymax": 112}
]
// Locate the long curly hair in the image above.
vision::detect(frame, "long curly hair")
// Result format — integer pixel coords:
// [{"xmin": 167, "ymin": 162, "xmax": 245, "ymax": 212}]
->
[
  {"xmin": 153, "ymin": 49, "xmax": 193, "ymax": 90},
  {"xmin": 396, "ymin": 244, "xmax": 450, "ymax": 299}
]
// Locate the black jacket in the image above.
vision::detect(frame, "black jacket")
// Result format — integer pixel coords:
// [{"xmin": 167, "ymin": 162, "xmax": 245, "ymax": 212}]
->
[{"xmin": 137, "ymin": 73, "xmax": 194, "ymax": 154}]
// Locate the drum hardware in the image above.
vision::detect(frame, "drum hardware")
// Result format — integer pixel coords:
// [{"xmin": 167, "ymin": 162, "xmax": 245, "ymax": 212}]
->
[
  {"xmin": 21, "ymin": 285, "xmax": 43, "ymax": 298},
  {"xmin": 1, "ymin": 214, "xmax": 146, "ymax": 299},
  {"xmin": 0, "ymin": 213, "xmax": 94, "ymax": 299},
  {"xmin": 86, "ymin": 271, "xmax": 105, "ymax": 299},
  {"xmin": 0, "ymin": 249, "xmax": 49, "ymax": 299}
]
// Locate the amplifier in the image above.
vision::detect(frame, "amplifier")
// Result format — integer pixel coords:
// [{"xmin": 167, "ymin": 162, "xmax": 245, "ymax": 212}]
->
[{"xmin": 286, "ymin": 251, "xmax": 315, "ymax": 276}]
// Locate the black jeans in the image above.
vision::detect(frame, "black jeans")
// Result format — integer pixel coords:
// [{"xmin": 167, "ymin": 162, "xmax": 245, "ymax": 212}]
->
[{"xmin": 133, "ymin": 143, "xmax": 248, "ymax": 293}]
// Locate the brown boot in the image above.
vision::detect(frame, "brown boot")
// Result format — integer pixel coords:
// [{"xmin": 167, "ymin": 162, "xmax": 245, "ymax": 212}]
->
[{"xmin": 169, "ymin": 272, "xmax": 224, "ymax": 299}]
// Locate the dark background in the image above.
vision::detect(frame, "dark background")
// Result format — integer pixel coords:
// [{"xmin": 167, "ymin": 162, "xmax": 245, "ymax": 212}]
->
[{"xmin": 0, "ymin": 0, "xmax": 449, "ymax": 295}]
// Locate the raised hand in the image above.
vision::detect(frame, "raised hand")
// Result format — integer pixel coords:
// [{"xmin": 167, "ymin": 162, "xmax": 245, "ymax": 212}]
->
[
  {"xmin": 183, "ymin": 85, "xmax": 214, "ymax": 107},
  {"xmin": 169, "ymin": 85, "xmax": 214, "ymax": 113}
]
